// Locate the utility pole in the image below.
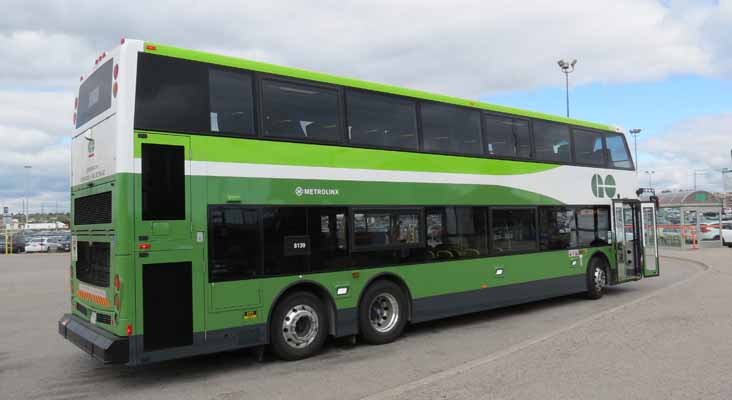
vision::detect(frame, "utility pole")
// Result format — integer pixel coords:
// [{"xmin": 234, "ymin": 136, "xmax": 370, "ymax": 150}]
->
[
  {"xmin": 23, "ymin": 165, "xmax": 32, "ymax": 230},
  {"xmin": 557, "ymin": 59, "xmax": 577, "ymax": 118}
]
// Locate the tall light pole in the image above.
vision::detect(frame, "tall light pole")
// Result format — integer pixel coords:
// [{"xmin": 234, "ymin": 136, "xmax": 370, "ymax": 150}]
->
[
  {"xmin": 23, "ymin": 165, "xmax": 31, "ymax": 230},
  {"xmin": 629, "ymin": 128, "xmax": 642, "ymax": 176},
  {"xmin": 557, "ymin": 59, "xmax": 577, "ymax": 118},
  {"xmin": 644, "ymin": 170, "xmax": 655, "ymax": 189}
]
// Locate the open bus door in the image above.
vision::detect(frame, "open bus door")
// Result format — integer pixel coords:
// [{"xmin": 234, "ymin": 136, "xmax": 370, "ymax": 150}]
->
[
  {"xmin": 640, "ymin": 202, "xmax": 660, "ymax": 277},
  {"xmin": 612, "ymin": 199, "xmax": 660, "ymax": 283}
]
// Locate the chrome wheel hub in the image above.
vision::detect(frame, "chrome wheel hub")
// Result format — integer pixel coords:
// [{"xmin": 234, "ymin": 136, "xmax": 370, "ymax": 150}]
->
[
  {"xmin": 593, "ymin": 267, "xmax": 606, "ymax": 292},
  {"xmin": 282, "ymin": 304, "xmax": 319, "ymax": 349},
  {"xmin": 369, "ymin": 293, "xmax": 399, "ymax": 333}
]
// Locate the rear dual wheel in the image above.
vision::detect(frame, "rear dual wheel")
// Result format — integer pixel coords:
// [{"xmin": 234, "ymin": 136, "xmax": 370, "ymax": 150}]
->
[
  {"xmin": 358, "ymin": 280, "xmax": 407, "ymax": 345},
  {"xmin": 270, "ymin": 292, "xmax": 328, "ymax": 361}
]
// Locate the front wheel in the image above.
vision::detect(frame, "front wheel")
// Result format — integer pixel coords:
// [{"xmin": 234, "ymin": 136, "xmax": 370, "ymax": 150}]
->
[
  {"xmin": 269, "ymin": 291, "xmax": 328, "ymax": 361},
  {"xmin": 586, "ymin": 257, "xmax": 608, "ymax": 300},
  {"xmin": 359, "ymin": 280, "xmax": 408, "ymax": 345}
]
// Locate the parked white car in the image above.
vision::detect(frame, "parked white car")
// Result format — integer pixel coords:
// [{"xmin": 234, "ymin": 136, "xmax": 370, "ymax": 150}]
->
[
  {"xmin": 722, "ymin": 223, "xmax": 732, "ymax": 248},
  {"xmin": 25, "ymin": 237, "xmax": 50, "ymax": 253}
]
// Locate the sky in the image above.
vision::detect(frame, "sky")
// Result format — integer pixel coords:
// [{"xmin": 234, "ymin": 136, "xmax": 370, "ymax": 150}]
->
[{"xmin": 0, "ymin": 0, "xmax": 730, "ymax": 213}]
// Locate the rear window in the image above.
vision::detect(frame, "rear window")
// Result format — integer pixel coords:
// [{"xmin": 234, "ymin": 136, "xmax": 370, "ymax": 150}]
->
[{"xmin": 77, "ymin": 59, "xmax": 113, "ymax": 128}]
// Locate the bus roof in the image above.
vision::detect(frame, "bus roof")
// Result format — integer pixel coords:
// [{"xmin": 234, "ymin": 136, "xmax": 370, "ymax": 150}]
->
[{"xmin": 143, "ymin": 41, "xmax": 618, "ymax": 133}]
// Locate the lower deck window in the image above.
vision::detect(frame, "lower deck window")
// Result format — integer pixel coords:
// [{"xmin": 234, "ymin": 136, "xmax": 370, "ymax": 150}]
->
[
  {"xmin": 208, "ymin": 207, "xmax": 260, "ymax": 282},
  {"xmin": 206, "ymin": 204, "xmax": 608, "ymax": 282},
  {"xmin": 491, "ymin": 209, "xmax": 537, "ymax": 253}
]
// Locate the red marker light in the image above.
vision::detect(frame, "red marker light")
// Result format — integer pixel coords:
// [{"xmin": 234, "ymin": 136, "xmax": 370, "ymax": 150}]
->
[
  {"xmin": 120, "ymin": 37, "xmax": 126, "ymax": 45},
  {"xmin": 139, "ymin": 243, "xmax": 150, "ymax": 250},
  {"xmin": 101, "ymin": 51, "xmax": 106, "ymax": 58},
  {"xmin": 114, "ymin": 274, "xmax": 121, "ymax": 290},
  {"xmin": 145, "ymin": 44, "xmax": 157, "ymax": 51},
  {"xmin": 127, "ymin": 324, "xmax": 133, "ymax": 336},
  {"xmin": 113, "ymin": 64, "xmax": 119, "ymax": 80},
  {"xmin": 80, "ymin": 75, "xmax": 83, "ymax": 81}
]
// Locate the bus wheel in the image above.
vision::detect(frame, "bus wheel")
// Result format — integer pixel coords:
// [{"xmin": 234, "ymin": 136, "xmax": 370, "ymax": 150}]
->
[
  {"xmin": 359, "ymin": 280, "xmax": 407, "ymax": 345},
  {"xmin": 270, "ymin": 291, "xmax": 328, "ymax": 361},
  {"xmin": 586, "ymin": 257, "xmax": 608, "ymax": 300}
]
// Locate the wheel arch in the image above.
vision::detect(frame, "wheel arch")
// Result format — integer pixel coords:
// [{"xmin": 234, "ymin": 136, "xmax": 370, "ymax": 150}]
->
[
  {"xmin": 357, "ymin": 272, "xmax": 414, "ymax": 322},
  {"xmin": 267, "ymin": 280, "xmax": 338, "ymax": 339}
]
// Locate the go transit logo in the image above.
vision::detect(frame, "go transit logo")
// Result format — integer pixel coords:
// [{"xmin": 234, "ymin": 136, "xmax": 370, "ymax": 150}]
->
[{"xmin": 591, "ymin": 174, "xmax": 616, "ymax": 198}]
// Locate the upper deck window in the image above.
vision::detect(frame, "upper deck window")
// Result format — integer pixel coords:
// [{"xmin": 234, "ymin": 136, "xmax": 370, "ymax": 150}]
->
[
  {"xmin": 209, "ymin": 68, "xmax": 255, "ymax": 136},
  {"xmin": 573, "ymin": 129, "xmax": 605, "ymax": 166},
  {"xmin": 261, "ymin": 79, "xmax": 342, "ymax": 143},
  {"xmin": 135, "ymin": 53, "xmax": 209, "ymax": 134},
  {"xmin": 421, "ymin": 103, "xmax": 482, "ymax": 156},
  {"xmin": 77, "ymin": 59, "xmax": 113, "ymax": 128},
  {"xmin": 533, "ymin": 121, "xmax": 572, "ymax": 163},
  {"xmin": 605, "ymin": 133, "xmax": 634, "ymax": 169},
  {"xmin": 483, "ymin": 115, "xmax": 531, "ymax": 158},
  {"xmin": 347, "ymin": 90, "xmax": 418, "ymax": 151}
]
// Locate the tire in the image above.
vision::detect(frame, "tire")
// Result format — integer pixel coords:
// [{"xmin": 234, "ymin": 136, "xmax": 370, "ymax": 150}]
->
[
  {"xmin": 358, "ymin": 280, "xmax": 408, "ymax": 345},
  {"xmin": 586, "ymin": 257, "xmax": 608, "ymax": 300},
  {"xmin": 269, "ymin": 291, "xmax": 328, "ymax": 361}
]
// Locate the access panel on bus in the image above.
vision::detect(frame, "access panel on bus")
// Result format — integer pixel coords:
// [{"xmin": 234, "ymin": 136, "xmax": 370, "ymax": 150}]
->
[{"xmin": 133, "ymin": 133, "xmax": 192, "ymax": 245}]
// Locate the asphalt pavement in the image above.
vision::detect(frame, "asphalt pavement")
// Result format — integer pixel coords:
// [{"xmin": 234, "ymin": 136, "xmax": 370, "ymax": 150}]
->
[{"xmin": 0, "ymin": 248, "xmax": 729, "ymax": 400}]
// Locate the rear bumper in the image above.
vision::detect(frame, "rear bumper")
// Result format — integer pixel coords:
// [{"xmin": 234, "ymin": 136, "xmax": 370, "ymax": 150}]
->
[{"xmin": 58, "ymin": 314, "xmax": 129, "ymax": 363}]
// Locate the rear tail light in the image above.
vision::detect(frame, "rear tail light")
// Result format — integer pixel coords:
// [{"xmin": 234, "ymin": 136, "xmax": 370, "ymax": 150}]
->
[
  {"xmin": 700, "ymin": 225, "xmax": 710, "ymax": 233},
  {"xmin": 127, "ymin": 324, "xmax": 133, "ymax": 336},
  {"xmin": 114, "ymin": 293, "xmax": 121, "ymax": 312},
  {"xmin": 112, "ymin": 82, "xmax": 118, "ymax": 98},
  {"xmin": 114, "ymin": 274, "xmax": 121, "ymax": 290}
]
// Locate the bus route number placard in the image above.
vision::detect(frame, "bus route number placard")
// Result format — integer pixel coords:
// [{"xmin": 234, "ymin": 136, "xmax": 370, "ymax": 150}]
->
[{"xmin": 284, "ymin": 235, "xmax": 311, "ymax": 256}]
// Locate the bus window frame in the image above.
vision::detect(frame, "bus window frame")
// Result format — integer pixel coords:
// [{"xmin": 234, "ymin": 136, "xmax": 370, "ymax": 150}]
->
[
  {"xmin": 349, "ymin": 207, "xmax": 426, "ymax": 252},
  {"xmin": 256, "ymin": 73, "xmax": 347, "ymax": 145},
  {"xmin": 481, "ymin": 111, "xmax": 535, "ymax": 161}
]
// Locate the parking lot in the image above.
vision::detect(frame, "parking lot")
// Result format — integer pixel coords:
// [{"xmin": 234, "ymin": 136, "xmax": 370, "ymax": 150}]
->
[{"xmin": 2, "ymin": 249, "xmax": 732, "ymax": 400}]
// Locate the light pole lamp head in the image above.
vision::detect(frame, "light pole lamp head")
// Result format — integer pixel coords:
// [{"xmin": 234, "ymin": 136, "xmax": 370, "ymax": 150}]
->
[{"xmin": 629, "ymin": 128, "xmax": 642, "ymax": 135}]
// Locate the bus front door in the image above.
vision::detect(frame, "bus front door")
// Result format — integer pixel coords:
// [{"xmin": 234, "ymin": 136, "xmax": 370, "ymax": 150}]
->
[
  {"xmin": 613, "ymin": 200, "xmax": 642, "ymax": 282},
  {"xmin": 641, "ymin": 202, "xmax": 660, "ymax": 277}
]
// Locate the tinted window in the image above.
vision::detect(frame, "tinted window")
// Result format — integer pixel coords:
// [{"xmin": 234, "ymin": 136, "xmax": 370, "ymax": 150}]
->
[
  {"xmin": 483, "ymin": 115, "xmax": 531, "ymax": 158},
  {"xmin": 426, "ymin": 207, "xmax": 488, "ymax": 259},
  {"xmin": 353, "ymin": 210, "xmax": 421, "ymax": 248},
  {"xmin": 573, "ymin": 129, "xmax": 605, "ymax": 166},
  {"xmin": 533, "ymin": 121, "xmax": 572, "ymax": 163},
  {"xmin": 539, "ymin": 207, "xmax": 577, "ymax": 250},
  {"xmin": 77, "ymin": 59, "xmax": 113, "ymax": 128},
  {"xmin": 347, "ymin": 91, "xmax": 418, "ymax": 150},
  {"xmin": 421, "ymin": 103, "xmax": 482, "ymax": 155},
  {"xmin": 209, "ymin": 68, "xmax": 255, "ymax": 136},
  {"xmin": 141, "ymin": 144, "xmax": 185, "ymax": 221},
  {"xmin": 491, "ymin": 209, "xmax": 537, "ymax": 253},
  {"xmin": 135, "ymin": 53, "xmax": 209, "ymax": 133},
  {"xmin": 261, "ymin": 79, "xmax": 341, "ymax": 142},
  {"xmin": 576, "ymin": 207, "xmax": 597, "ymax": 247},
  {"xmin": 606, "ymin": 134, "xmax": 633, "ymax": 169},
  {"xmin": 309, "ymin": 207, "xmax": 351, "ymax": 271},
  {"xmin": 208, "ymin": 207, "xmax": 260, "ymax": 281},
  {"xmin": 262, "ymin": 207, "xmax": 308, "ymax": 276}
]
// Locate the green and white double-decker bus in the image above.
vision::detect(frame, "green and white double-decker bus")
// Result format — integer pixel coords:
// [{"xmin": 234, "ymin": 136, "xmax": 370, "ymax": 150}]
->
[{"xmin": 59, "ymin": 39, "xmax": 660, "ymax": 365}]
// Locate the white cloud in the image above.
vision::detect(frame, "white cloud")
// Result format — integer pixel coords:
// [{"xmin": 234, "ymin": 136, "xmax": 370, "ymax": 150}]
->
[
  {"xmin": 0, "ymin": 0, "xmax": 730, "ymax": 210},
  {"xmin": 640, "ymin": 113, "xmax": 732, "ymax": 191}
]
